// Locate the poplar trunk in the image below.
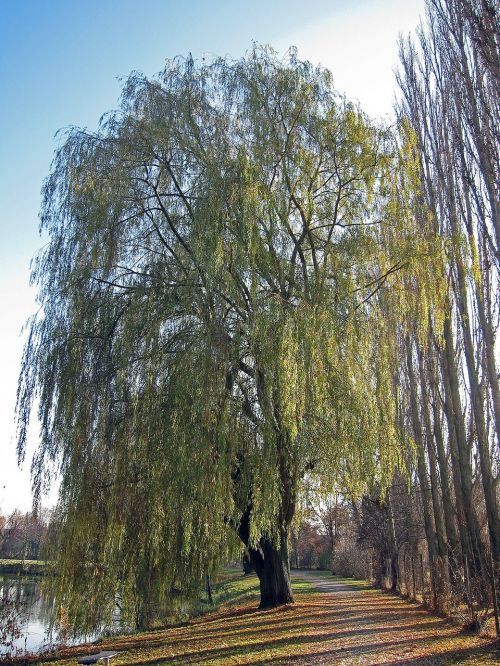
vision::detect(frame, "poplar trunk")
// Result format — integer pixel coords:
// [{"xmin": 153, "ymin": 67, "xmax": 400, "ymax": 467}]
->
[{"xmin": 441, "ymin": 316, "xmax": 485, "ymax": 575}]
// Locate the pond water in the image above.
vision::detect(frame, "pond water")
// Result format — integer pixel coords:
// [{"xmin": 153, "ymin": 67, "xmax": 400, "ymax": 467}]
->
[
  {"xmin": 0, "ymin": 574, "xmax": 102, "ymax": 658},
  {"xmin": 0, "ymin": 574, "xmax": 53, "ymax": 656},
  {"xmin": 0, "ymin": 575, "xmax": 189, "ymax": 659}
]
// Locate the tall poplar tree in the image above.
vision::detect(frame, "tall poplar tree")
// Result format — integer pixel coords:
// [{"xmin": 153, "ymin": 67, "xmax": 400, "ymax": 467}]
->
[
  {"xmin": 17, "ymin": 48, "xmax": 421, "ymax": 629},
  {"xmin": 397, "ymin": 0, "xmax": 499, "ymax": 571}
]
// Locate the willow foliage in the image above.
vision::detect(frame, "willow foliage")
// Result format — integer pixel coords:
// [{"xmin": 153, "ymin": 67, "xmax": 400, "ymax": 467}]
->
[{"xmin": 18, "ymin": 47, "xmax": 434, "ymax": 629}]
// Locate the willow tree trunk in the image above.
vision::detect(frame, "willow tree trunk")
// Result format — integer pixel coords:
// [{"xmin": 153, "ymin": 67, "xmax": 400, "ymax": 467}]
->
[
  {"xmin": 237, "ymin": 506, "xmax": 294, "ymax": 608},
  {"xmin": 248, "ymin": 531, "xmax": 294, "ymax": 607}
]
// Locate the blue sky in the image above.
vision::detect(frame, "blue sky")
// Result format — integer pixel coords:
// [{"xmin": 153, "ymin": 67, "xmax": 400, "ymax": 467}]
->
[{"xmin": 0, "ymin": 0, "xmax": 425, "ymax": 513}]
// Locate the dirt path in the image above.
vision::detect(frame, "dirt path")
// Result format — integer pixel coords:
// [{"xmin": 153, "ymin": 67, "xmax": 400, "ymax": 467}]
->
[{"xmin": 290, "ymin": 571, "xmax": 498, "ymax": 664}]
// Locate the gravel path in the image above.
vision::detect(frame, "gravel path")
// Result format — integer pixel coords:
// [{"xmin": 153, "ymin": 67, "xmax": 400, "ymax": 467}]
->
[{"xmin": 287, "ymin": 570, "xmax": 499, "ymax": 665}]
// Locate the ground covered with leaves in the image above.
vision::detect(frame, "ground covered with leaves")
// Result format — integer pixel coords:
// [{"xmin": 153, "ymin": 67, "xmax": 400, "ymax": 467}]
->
[{"xmin": 21, "ymin": 571, "xmax": 499, "ymax": 665}]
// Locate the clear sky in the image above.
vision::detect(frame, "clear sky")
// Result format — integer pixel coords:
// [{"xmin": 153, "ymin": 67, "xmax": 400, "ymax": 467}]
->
[{"xmin": 0, "ymin": 0, "xmax": 425, "ymax": 514}]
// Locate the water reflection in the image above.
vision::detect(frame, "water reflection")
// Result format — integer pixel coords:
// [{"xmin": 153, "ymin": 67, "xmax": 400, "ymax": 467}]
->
[
  {"xmin": 0, "ymin": 575, "xmax": 128, "ymax": 659},
  {"xmin": 0, "ymin": 574, "xmax": 59, "ymax": 657}
]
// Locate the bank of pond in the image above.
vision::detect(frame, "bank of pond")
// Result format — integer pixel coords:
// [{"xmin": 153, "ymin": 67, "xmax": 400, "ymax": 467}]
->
[
  {"xmin": 0, "ymin": 568, "xmax": 256, "ymax": 660},
  {"xmin": 0, "ymin": 560, "xmax": 47, "ymax": 576}
]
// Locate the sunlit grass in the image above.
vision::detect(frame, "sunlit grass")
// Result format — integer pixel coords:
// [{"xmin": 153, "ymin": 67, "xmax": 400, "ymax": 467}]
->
[
  {"xmin": 296, "ymin": 567, "xmax": 372, "ymax": 588},
  {"xmin": 210, "ymin": 568, "xmax": 261, "ymax": 607},
  {"xmin": 0, "ymin": 559, "xmax": 47, "ymax": 574}
]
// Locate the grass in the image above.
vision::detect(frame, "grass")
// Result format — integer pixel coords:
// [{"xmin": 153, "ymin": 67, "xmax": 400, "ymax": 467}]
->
[
  {"xmin": 0, "ymin": 559, "xmax": 47, "ymax": 575},
  {"xmin": 162, "ymin": 569, "xmax": 261, "ymax": 625},
  {"xmin": 297, "ymin": 567, "xmax": 372, "ymax": 587},
  {"xmin": 209, "ymin": 568, "xmax": 261, "ymax": 607},
  {"xmin": 13, "ymin": 570, "xmax": 498, "ymax": 666}
]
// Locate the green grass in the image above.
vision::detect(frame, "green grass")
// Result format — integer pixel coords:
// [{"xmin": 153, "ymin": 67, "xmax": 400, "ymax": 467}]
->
[
  {"xmin": 210, "ymin": 568, "xmax": 261, "ymax": 606},
  {"xmin": 209, "ymin": 568, "xmax": 315, "ymax": 607},
  {"xmin": 164, "ymin": 568, "xmax": 261, "ymax": 625},
  {"xmin": 0, "ymin": 559, "xmax": 47, "ymax": 575},
  {"xmin": 297, "ymin": 567, "xmax": 372, "ymax": 587}
]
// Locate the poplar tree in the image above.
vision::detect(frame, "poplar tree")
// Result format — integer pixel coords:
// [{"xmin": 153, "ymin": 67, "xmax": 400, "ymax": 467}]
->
[
  {"xmin": 397, "ymin": 0, "xmax": 499, "ymax": 571},
  {"xmin": 17, "ymin": 48, "xmax": 422, "ymax": 630}
]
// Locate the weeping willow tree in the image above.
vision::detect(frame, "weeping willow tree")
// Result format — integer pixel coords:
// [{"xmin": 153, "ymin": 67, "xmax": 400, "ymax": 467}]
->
[{"xmin": 17, "ymin": 47, "xmax": 429, "ymax": 629}]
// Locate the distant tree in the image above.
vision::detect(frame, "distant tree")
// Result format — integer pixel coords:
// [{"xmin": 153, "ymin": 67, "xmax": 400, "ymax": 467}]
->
[
  {"xmin": 0, "ymin": 510, "xmax": 23, "ymax": 559},
  {"xmin": 310, "ymin": 491, "xmax": 349, "ymax": 567},
  {"xmin": 0, "ymin": 511, "xmax": 7, "ymax": 545},
  {"xmin": 291, "ymin": 520, "xmax": 328, "ymax": 569},
  {"xmin": 17, "ymin": 47, "xmax": 430, "ymax": 630},
  {"xmin": 0, "ymin": 509, "xmax": 48, "ymax": 560}
]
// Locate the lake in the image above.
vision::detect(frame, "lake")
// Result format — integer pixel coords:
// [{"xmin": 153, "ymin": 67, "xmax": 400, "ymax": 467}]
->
[
  {"xmin": 0, "ymin": 574, "xmax": 101, "ymax": 658},
  {"xmin": 0, "ymin": 574, "xmax": 56, "ymax": 656},
  {"xmin": 1, "ymin": 574, "xmax": 195, "ymax": 659}
]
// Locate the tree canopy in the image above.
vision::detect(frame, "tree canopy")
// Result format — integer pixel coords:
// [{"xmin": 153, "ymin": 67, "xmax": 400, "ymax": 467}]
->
[{"xmin": 17, "ymin": 47, "xmax": 434, "ymax": 629}]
